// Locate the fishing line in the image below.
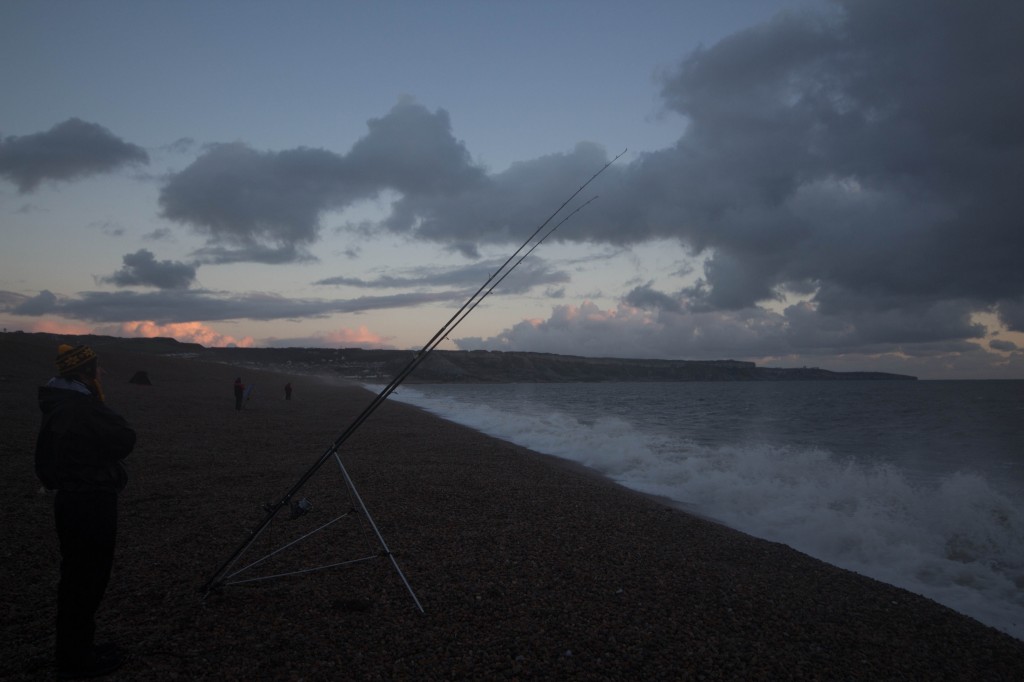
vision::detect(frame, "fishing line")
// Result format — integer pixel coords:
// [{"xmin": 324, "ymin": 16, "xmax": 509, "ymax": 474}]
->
[
  {"xmin": 439, "ymin": 196, "xmax": 598, "ymax": 353},
  {"xmin": 202, "ymin": 149, "xmax": 627, "ymax": 603}
]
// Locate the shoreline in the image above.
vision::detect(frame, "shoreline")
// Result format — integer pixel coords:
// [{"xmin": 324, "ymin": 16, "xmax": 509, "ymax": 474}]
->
[
  {"xmin": 359, "ymin": 377, "xmax": 733, "ymax": 525},
  {"xmin": 2, "ymin": 333, "xmax": 1022, "ymax": 679}
]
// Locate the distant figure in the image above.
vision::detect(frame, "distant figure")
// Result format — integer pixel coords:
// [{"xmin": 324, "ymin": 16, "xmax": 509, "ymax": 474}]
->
[
  {"xmin": 36, "ymin": 344, "xmax": 136, "ymax": 678},
  {"xmin": 233, "ymin": 377, "xmax": 245, "ymax": 410},
  {"xmin": 284, "ymin": 382, "xmax": 292, "ymax": 401}
]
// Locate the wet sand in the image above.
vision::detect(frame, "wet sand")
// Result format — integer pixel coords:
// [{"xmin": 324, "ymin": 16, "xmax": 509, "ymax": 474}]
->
[{"xmin": 2, "ymin": 332, "xmax": 1022, "ymax": 680}]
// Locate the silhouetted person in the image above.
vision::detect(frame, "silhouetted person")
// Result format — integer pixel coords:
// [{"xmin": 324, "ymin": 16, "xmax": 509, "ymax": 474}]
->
[
  {"xmin": 36, "ymin": 344, "xmax": 136, "ymax": 678},
  {"xmin": 284, "ymin": 382, "xmax": 292, "ymax": 401},
  {"xmin": 233, "ymin": 377, "xmax": 244, "ymax": 410}
]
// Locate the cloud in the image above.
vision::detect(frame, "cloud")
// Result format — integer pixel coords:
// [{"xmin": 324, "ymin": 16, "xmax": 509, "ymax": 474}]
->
[
  {"xmin": 88, "ymin": 219, "xmax": 127, "ymax": 238},
  {"xmin": 624, "ymin": 284, "xmax": 684, "ymax": 314},
  {"xmin": 264, "ymin": 325, "xmax": 394, "ymax": 350},
  {"xmin": 630, "ymin": 0, "xmax": 1024, "ymax": 317},
  {"xmin": 190, "ymin": 241, "xmax": 317, "ymax": 266},
  {"xmin": 348, "ymin": 1, "xmax": 1023, "ymax": 358},
  {"xmin": 997, "ymin": 297, "xmax": 1024, "ymax": 332},
  {"xmin": 989, "ymin": 339, "xmax": 1018, "ymax": 353},
  {"xmin": 9, "ymin": 289, "xmax": 60, "ymax": 315},
  {"xmin": 158, "ymin": 142, "xmax": 343, "ymax": 263},
  {"xmin": 381, "ymin": 141, "xmax": 616, "ymax": 252},
  {"xmin": 0, "ymin": 305, "xmax": 253, "ymax": 347},
  {"xmin": 10, "ymin": 2, "xmax": 1021, "ymax": 376},
  {"xmin": 104, "ymin": 320, "xmax": 255, "ymax": 348},
  {"xmin": 0, "ymin": 118, "xmax": 148, "ymax": 192},
  {"xmin": 455, "ymin": 300, "xmax": 784, "ymax": 360},
  {"xmin": 314, "ymin": 258, "xmax": 569, "ymax": 295},
  {"xmin": 7, "ymin": 287, "xmax": 465, "ymax": 325},
  {"xmin": 0, "ymin": 290, "xmax": 30, "ymax": 309},
  {"xmin": 456, "ymin": 286, "xmax": 988, "ymax": 363},
  {"xmin": 158, "ymin": 98, "xmax": 484, "ymax": 264},
  {"xmin": 454, "ymin": 0, "xmax": 1024, "ymax": 369},
  {"xmin": 163, "ymin": 137, "xmax": 196, "ymax": 155},
  {"xmin": 344, "ymin": 95, "xmax": 485, "ymax": 196},
  {"xmin": 100, "ymin": 249, "xmax": 197, "ymax": 289},
  {"xmin": 144, "ymin": 227, "xmax": 176, "ymax": 241}
]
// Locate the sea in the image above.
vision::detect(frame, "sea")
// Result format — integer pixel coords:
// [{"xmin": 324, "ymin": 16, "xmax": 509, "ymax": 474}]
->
[{"xmin": 373, "ymin": 379, "xmax": 1024, "ymax": 641}]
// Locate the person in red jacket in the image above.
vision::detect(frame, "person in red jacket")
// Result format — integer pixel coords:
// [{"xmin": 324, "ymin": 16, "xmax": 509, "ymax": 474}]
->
[{"xmin": 36, "ymin": 344, "xmax": 136, "ymax": 679}]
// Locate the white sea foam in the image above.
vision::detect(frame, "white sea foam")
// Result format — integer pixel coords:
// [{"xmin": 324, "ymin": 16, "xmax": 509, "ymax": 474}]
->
[{"xmin": 377, "ymin": 382, "xmax": 1024, "ymax": 640}]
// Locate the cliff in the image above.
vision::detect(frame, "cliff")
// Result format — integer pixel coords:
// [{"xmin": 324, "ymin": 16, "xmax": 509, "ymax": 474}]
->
[
  {"xmin": 413, "ymin": 351, "xmax": 916, "ymax": 382},
  {"xmin": 2, "ymin": 332, "xmax": 916, "ymax": 382},
  {"xmin": 307, "ymin": 348, "xmax": 916, "ymax": 383}
]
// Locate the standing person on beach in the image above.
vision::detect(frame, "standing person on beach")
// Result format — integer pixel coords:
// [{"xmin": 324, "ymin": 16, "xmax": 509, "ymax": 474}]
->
[
  {"xmin": 284, "ymin": 382, "xmax": 292, "ymax": 401},
  {"xmin": 233, "ymin": 377, "xmax": 244, "ymax": 410},
  {"xmin": 35, "ymin": 344, "xmax": 136, "ymax": 679}
]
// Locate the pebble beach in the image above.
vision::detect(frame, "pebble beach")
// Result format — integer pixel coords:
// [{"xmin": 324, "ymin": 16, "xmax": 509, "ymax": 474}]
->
[{"xmin": 2, "ymin": 332, "xmax": 1023, "ymax": 680}]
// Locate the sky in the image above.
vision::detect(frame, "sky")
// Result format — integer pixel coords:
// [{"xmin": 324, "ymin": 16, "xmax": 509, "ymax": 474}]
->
[{"xmin": 2, "ymin": 0, "xmax": 1023, "ymax": 380}]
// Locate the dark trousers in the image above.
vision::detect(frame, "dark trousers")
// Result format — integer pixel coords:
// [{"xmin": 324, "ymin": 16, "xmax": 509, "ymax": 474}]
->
[{"xmin": 54, "ymin": 490, "xmax": 118, "ymax": 664}]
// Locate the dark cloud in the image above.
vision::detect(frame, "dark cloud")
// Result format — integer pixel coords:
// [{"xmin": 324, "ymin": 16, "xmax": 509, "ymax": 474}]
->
[
  {"xmin": 314, "ymin": 258, "xmax": 568, "ymax": 295},
  {"xmin": 544, "ymin": 286, "xmax": 566, "ymax": 299},
  {"xmin": 0, "ymin": 290, "xmax": 30, "ymax": 308},
  {"xmin": 144, "ymin": 227, "xmax": 175, "ymax": 241},
  {"xmin": 0, "ymin": 118, "xmax": 148, "ymax": 192},
  {"xmin": 997, "ymin": 298, "xmax": 1024, "ymax": 332},
  {"xmin": 7, "ymin": 287, "xmax": 464, "ymax": 325},
  {"xmin": 455, "ymin": 301, "xmax": 790, "ymax": 360},
  {"xmin": 8, "ymin": 289, "xmax": 59, "ymax": 315},
  {"xmin": 163, "ymin": 137, "xmax": 196, "ymax": 154},
  {"xmin": 88, "ymin": 220, "xmax": 127, "ymax": 238},
  {"xmin": 454, "ymin": 294, "xmax": 984, "ymax": 364},
  {"xmin": 158, "ymin": 99, "xmax": 484, "ymax": 264},
  {"xmin": 990, "ymin": 339, "xmax": 1018, "ymax": 352},
  {"xmin": 14, "ymin": 3, "xmax": 1019, "ymax": 375},
  {"xmin": 344, "ymin": 96, "xmax": 485, "ymax": 196},
  {"xmin": 382, "ymin": 142, "xmax": 612, "ymax": 246},
  {"xmin": 454, "ymin": 0, "xmax": 1024, "ymax": 368},
  {"xmin": 623, "ymin": 284, "xmax": 683, "ymax": 313},
  {"xmin": 159, "ymin": 142, "xmax": 346, "ymax": 263},
  {"xmin": 100, "ymin": 249, "xmax": 197, "ymax": 289},
  {"xmin": 780, "ymin": 297, "xmax": 985, "ymax": 349},
  {"xmin": 4, "ymin": 254, "xmax": 568, "ymax": 343},
  {"xmin": 190, "ymin": 241, "xmax": 318, "ymax": 266},
  {"xmin": 635, "ymin": 0, "xmax": 1024, "ymax": 317},
  {"xmin": 377, "ymin": 0, "xmax": 1022, "ymax": 321}
]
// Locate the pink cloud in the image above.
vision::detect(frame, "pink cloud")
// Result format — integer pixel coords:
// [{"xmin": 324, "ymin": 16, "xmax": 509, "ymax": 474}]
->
[
  {"xmin": 17, "ymin": 319, "xmax": 94, "ymax": 335},
  {"xmin": 110, "ymin": 321, "xmax": 255, "ymax": 348},
  {"xmin": 314, "ymin": 325, "xmax": 390, "ymax": 348}
]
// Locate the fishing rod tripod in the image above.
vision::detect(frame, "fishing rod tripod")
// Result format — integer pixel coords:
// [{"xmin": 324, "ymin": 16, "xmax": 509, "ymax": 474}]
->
[
  {"xmin": 201, "ymin": 149, "xmax": 626, "ymax": 611},
  {"xmin": 204, "ymin": 440, "xmax": 422, "ymax": 611}
]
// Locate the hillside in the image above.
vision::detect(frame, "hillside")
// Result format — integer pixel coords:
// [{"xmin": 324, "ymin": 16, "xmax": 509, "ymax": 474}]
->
[{"xmin": 2, "ymin": 331, "xmax": 917, "ymax": 382}]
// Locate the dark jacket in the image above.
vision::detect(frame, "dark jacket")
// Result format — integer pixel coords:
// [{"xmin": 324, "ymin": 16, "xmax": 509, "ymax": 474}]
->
[{"xmin": 35, "ymin": 380, "xmax": 136, "ymax": 493}]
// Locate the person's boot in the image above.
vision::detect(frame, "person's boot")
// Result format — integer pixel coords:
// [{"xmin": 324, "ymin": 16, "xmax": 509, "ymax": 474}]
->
[{"xmin": 57, "ymin": 643, "xmax": 124, "ymax": 679}]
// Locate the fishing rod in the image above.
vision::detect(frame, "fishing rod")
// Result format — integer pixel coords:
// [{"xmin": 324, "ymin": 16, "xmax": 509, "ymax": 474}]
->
[
  {"xmin": 201, "ymin": 149, "xmax": 626, "ymax": 598},
  {"xmin": 360, "ymin": 194, "xmax": 598, "ymax": 416},
  {"xmin": 439, "ymin": 196, "xmax": 598, "ymax": 352}
]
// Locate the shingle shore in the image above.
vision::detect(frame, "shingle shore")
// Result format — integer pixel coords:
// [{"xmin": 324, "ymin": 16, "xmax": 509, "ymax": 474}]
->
[{"xmin": 2, "ymin": 332, "xmax": 1022, "ymax": 680}]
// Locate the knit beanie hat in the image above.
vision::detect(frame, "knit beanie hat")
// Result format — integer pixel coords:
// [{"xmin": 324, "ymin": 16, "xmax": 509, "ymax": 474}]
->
[{"xmin": 56, "ymin": 344, "xmax": 97, "ymax": 375}]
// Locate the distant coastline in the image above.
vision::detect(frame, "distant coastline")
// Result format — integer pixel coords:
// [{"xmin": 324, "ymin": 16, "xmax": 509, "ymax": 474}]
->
[{"xmin": 3, "ymin": 330, "xmax": 917, "ymax": 382}]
